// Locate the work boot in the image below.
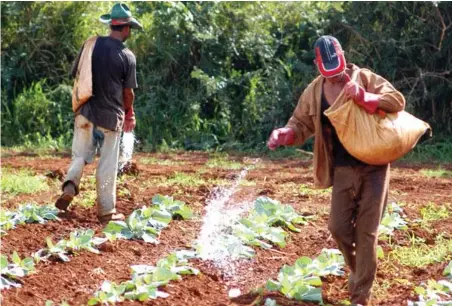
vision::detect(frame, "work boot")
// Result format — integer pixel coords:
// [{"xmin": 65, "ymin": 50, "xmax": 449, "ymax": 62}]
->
[
  {"xmin": 55, "ymin": 182, "xmax": 76, "ymax": 211},
  {"xmin": 97, "ymin": 213, "xmax": 125, "ymax": 224}
]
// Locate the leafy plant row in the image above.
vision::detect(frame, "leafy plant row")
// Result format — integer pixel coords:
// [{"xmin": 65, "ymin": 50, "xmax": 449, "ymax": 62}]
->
[
  {"xmin": 1, "ymin": 229, "xmax": 106, "ymax": 290},
  {"xmin": 33, "ymin": 229, "xmax": 107, "ymax": 263},
  {"xmin": 1, "ymin": 252, "xmax": 35, "ymax": 290},
  {"xmin": 265, "ymin": 249, "xmax": 345, "ymax": 304},
  {"xmin": 407, "ymin": 260, "xmax": 452, "ymax": 305},
  {"xmin": 103, "ymin": 194, "xmax": 193, "ymax": 243},
  {"xmin": 0, "ymin": 203, "xmax": 59, "ymax": 235},
  {"xmin": 197, "ymin": 196, "xmax": 311, "ymax": 259},
  {"xmin": 88, "ymin": 250, "xmax": 199, "ymax": 304}
]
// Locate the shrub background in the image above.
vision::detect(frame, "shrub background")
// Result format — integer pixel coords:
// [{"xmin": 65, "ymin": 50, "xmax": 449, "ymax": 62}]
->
[{"xmin": 1, "ymin": 2, "xmax": 451, "ymax": 151}]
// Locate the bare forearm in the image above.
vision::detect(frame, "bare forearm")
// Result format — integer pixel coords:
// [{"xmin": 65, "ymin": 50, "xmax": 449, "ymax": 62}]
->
[{"xmin": 123, "ymin": 88, "xmax": 135, "ymax": 111}]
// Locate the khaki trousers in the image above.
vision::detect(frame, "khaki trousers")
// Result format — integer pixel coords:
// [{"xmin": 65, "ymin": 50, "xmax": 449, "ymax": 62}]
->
[
  {"xmin": 328, "ymin": 164, "xmax": 389, "ymax": 305},
  {"xmin": 63, "ymin": 114, "xmax": 121, "ymax": 217}
]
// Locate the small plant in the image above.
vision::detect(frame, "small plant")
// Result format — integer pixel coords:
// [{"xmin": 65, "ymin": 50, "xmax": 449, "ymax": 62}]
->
[
  {"xmin": 253, "ymin": 197, "xmax": 310, "ymax": 231},
  {"xmin": 408, "ymin": 279, "xmax": 452, "ymax": 305},
  {"xmin": 103, "ymin": 195, "xmax": 193, "ymax": 243},
  {"xmin": 88, "ymin": 251, "xmax": 199, "ymax": 304},
  {"xmin": 196, "ymin": 197, "xmax": 310, "ymax": 261},
  {"xmin": 152, "ymin": 194, "xmax": 193, "ymax": 220},
  {"xmin": 420, "ymin": 202, "xmax": 450, "ymax": 226},
  {"xmin": 234, "ymin": 197, "xmax": 310, "ymax": 249},
  {"xmin": 0, "ymin": 203, "xmax": 59, "ymax": 235},
  {"xmin": 1, "ymin": 252, "xmax": 36, "ymax": 289},
  {"xmin": 390, "ymin": 236, "xmax": 452, "ymax": 267},
  {"xmin": 379, "ymin": 202, "xmax": 408, "ymax": 237},
  {"xmin": 103, "ymin": 210, "xmax": 163, "ymax": 243},
  {"xmin": 266, "ymin": 249, "xmax": 345, "ymax": 304},
  {"xmin": 33, "ymin": 229, "xmax": 107, "ymax": 262}
]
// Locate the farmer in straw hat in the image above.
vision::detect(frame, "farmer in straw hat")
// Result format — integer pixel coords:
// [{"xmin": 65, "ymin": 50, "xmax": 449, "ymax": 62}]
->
[
  {"xmin": 55, "ymin": 3, "xmax": 142, "ymax": 223},
  {"xmin": 268, "ymin": 35, "xmax": 405, "ymax": 305}
]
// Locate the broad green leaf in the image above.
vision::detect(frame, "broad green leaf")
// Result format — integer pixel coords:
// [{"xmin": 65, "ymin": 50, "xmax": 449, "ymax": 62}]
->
[
  {"xmin": 295, "ymin": 257, "xmax": 312, "ymax": 267},
  {"xmin": 153, "ymin": 267, "xmax": 176, "ymax": 283},
  {"xmin": 152, "ymin": 194, "xmax": 167, "ymax": 206},
  {"xmin": 92, "ymin": 237, "xmax": 108, "ymax": 245},
  {"xmin": 1, "ymin": 255, "xmax": 8, "ymax": 270},
  {"xmin": 286, "ymin": 222, "xmax": 301, "ymax": 232},
  {"xmin": 131, "ymin": 265, "xmax": 156, "ymax": 276},
  {"xmin": 1, "ymin": 275, "xmax": 19, "ymax": 290},
  {"xmin": 46, "ymin": 237, "xmax": 55, "ymax": 249},
  {"xmin": 294, "ymin": 286, "xmax": 322, "ymax": 303},
  {"xmin": 172, "ymin": 266, "xmax": 199, "ymax": 275},
  {"xmin": 376, "ymin": 245, "xmax": 384, "ymax": 259},
  {"xmin": 104, "ymin": 221, "xmax": 129, "ymax": 234},
  {"xmin": 265, "ymin": 298, "xmax": 279, "ymax": 306},
  {"xmin": 156, "ymin": 290, "xmax": 169, "ymax": 298},
  {"xmin": 305, "ymin": 276, "xmax": 322, "ymax": 286},
  {"xmin": 78, "ymin": 234, "xmax": 93, "ymax": 245},
  {"xmin": 11, "ymin": 251, "xmax": 21, "ymax": 265},
  {"xmin": 266, "ymin": 279, "xmax": 281, "ymax": 291},
  {"xmin": 137, "ymin": 291, "xmax": 149, "ymax": 302},
  {"xmin": 151, "ymin": 210, "xmax": 172, "ymax": 225},
  {"xmin": 141, "ymin": 232, "xmax": 159, "ymax": 244},
  {"xmin": 101, "ymin": 281, "xmax": 113, "ymax": 292},
  {"xmin": 173, "ymin": 206, "xmax": 193, "ymax": 219},
  {"xmin": 87, "ymin": 298, "xmax": 99, "ymax": 306}
]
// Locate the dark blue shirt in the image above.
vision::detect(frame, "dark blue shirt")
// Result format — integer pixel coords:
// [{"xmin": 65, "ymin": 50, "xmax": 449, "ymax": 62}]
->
[{"xmin": 73, "ymin": 36, "xmax": 137, "ymax": 131}]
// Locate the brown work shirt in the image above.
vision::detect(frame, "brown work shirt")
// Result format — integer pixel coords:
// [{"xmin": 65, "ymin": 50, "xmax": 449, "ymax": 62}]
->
[{"xmin": 285, "ymin": 64, "xmax": 405, "ymax": 188}]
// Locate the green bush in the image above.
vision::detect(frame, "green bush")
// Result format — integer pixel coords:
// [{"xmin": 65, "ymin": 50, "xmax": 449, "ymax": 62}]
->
[{"xmin": 1, "ymin": 2, "xmax": 451, "ymax": 151}]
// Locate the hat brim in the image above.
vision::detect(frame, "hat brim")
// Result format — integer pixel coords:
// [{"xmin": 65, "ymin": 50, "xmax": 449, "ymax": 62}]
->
[
  {"xmin": 319, "ymin": 55, "xmax": 346, "ymax": 78},
  {"xmin": 315, "ymin": 48, "xmax": 346, "ymax": 78},
  {"xmin": 99, "ymin": 14, "xmax": 143, "ymax": 30}
]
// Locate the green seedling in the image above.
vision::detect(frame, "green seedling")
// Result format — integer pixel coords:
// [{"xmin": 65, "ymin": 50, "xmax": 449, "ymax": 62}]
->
[
  {"xmin": 1, "ymin": 252, "xmax": 36, "ymax": 290},
  {"xmin": 89, "ymin": 252, "xmax": 199, "ymax": 304},
  {"xmin": 103, "ymin": 195, "xmax": 193, "ymax": 243},
  {"xmin": 266, "ymin": 249, "xmax": 345, "ymax": 304},
  {"xmin": 34, "ymin": 229, "xmax": 106, "ymax": 262},
  {"xmin": 409, "ymin": 279, "xmax": 452, "ymax": 305},
  {"xmin": 0, "ymin": 203, "xmax": 59, "ymax": 235}
]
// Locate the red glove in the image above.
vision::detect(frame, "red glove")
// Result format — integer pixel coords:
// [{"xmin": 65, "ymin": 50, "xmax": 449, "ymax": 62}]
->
[
  {"xmin": 124, "ymin": 107, "xmax": 136, "ymax": 132},
  {"xmin": 267, "ymin": 127, "xmax": 295, "ymax": 151},
  {"xmin": 343, "ymin": 74, "xmax": 380, "ymax": 114}
]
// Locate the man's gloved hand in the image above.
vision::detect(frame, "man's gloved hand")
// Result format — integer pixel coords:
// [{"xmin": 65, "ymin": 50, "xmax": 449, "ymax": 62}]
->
[
  {"xmin": 124, "ymin": 107, "xmax": 136, "ymax": 132},
  {"xmin": 267, "ymin": 127, "xmax": 295, "ymax": 151},
  {"xmin": 343, "ymin": 74, "xmax": 380, "ymax": 114}
]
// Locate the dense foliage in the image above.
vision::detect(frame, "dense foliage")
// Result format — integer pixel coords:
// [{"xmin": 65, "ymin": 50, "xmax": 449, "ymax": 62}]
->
[{"xmin": 2, "ymin": 2, "xmax": 451, "ymax": 150}]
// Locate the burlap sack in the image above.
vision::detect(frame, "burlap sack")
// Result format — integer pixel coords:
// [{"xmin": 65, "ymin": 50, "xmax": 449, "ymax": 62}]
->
[
  {"xmin": 72, "ymin": 36, "xmax": 97, "ymax": 112},
  {"xmin": 324, "ymin": 97, "xmax": 431, "ymax": 165}
]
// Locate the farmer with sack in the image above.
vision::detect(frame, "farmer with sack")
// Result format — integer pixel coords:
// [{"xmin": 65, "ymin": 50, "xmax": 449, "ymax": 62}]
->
[
  {"xmin": 55, "ymin": 3, "xmax": 141, "ymax": 223},
  {"xmin": 267, "ymin": 35, "xmax": 406, "ymax": 305}
]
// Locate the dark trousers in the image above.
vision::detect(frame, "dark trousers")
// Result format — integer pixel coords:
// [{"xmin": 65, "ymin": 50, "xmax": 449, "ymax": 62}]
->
[{"xmin": 328, "ymin": 164, "xmax": 389, "ymax": 305}]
